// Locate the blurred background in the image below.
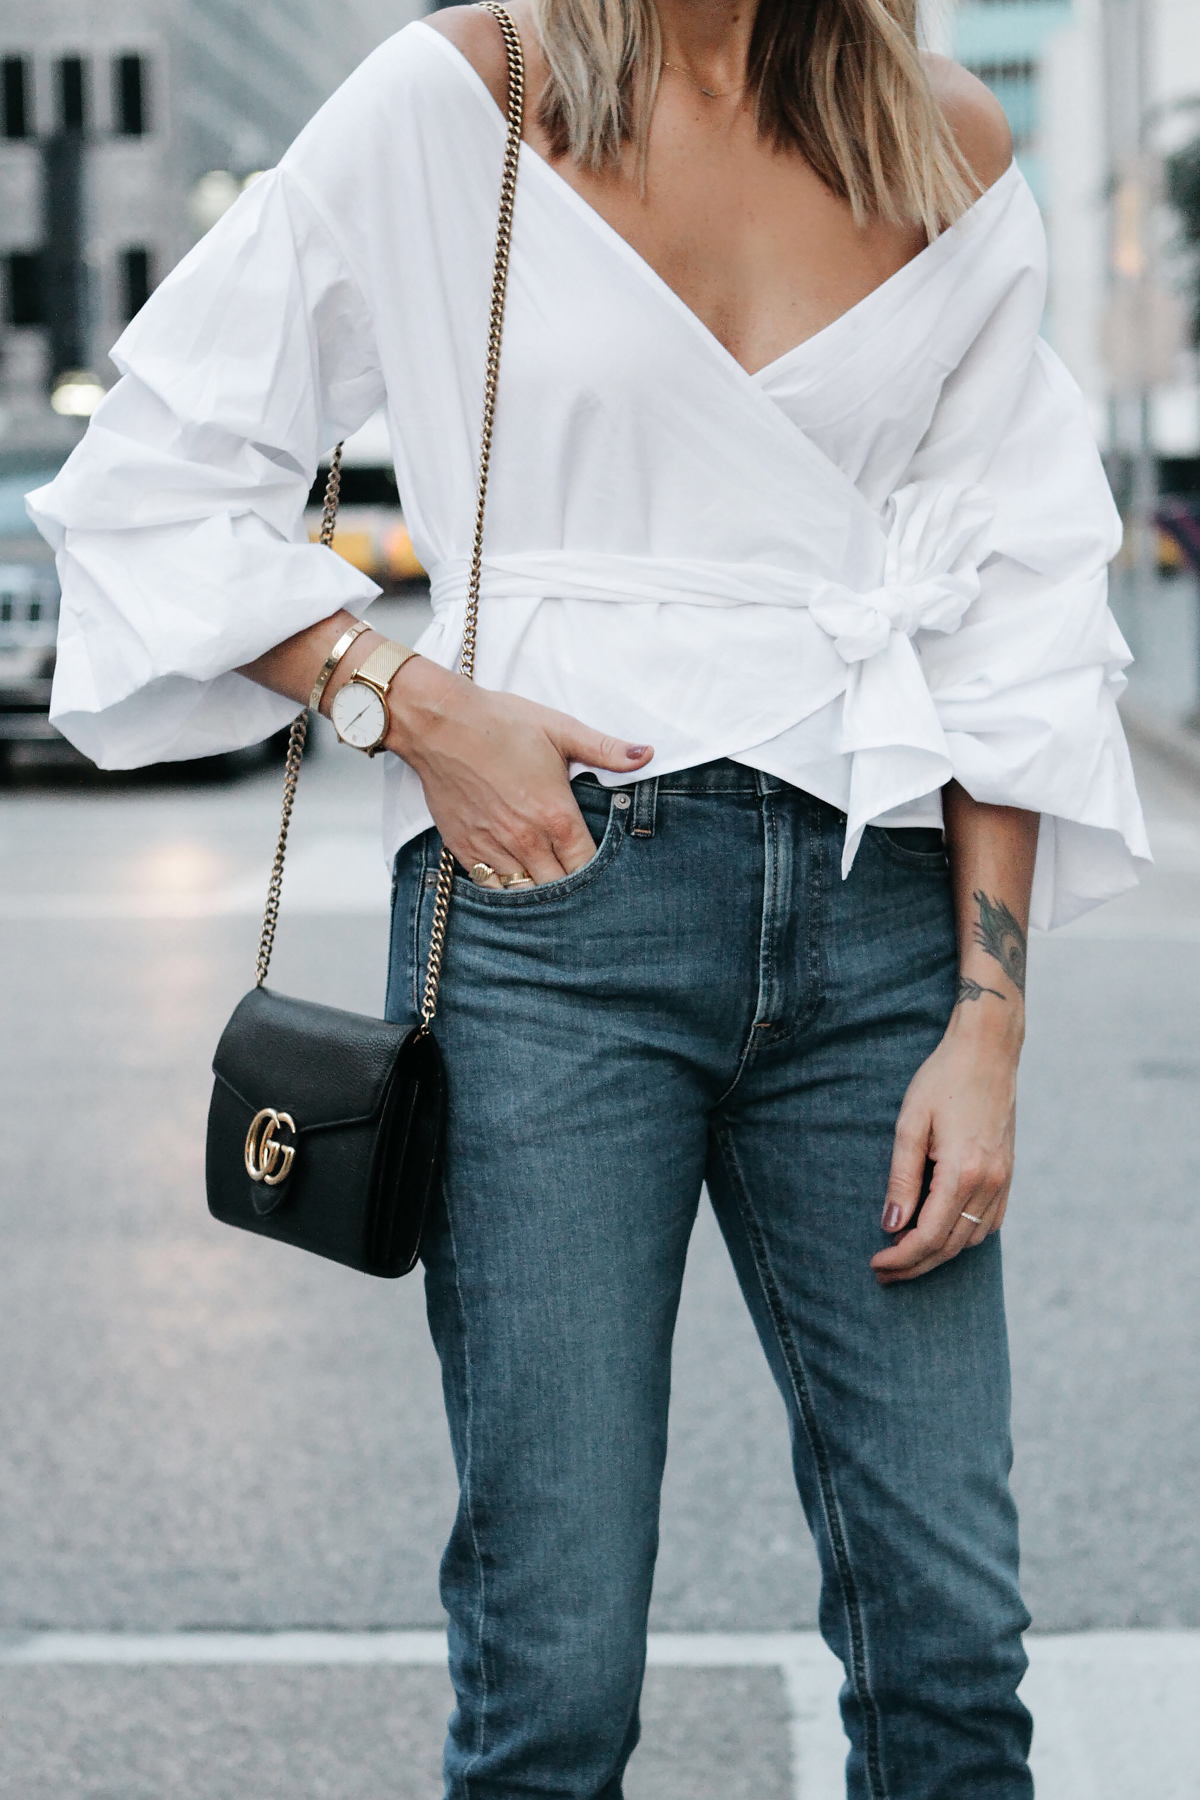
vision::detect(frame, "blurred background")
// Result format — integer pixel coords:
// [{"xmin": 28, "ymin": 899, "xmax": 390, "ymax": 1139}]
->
[{"xmin": 1, "ymin": 4, "xmax": 1199, "ymax": 1799}]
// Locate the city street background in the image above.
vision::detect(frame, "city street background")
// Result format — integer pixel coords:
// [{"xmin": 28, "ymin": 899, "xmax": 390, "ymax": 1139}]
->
[{"xmin": 1, "ymin": 594, "xmax": 1198, "ymax": 1797}]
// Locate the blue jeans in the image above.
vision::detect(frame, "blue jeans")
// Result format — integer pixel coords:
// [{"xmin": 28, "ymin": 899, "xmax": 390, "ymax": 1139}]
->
[{"xmin": 386, "ymin": 761, "xmax": 1032, "ymax": 1800}]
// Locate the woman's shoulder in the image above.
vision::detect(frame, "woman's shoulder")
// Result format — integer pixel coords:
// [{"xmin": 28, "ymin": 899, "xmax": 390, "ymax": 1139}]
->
[
  {"xmin": 924, "ymin": 55, "xmax": 1014, "ymax": 194},
  {"xmin": 280, "ymin": 15, "xmax": 498, "ymax": 204},
  {"xmin": 290, "ymin": 14, "xmax": 492, "ymax": 141},
  {"xmin": 423, "ymin": 1, "xmax": 546, "ymax": 115},
  {"xmin": 423, "ymin": 4, "xmax": 509, "ymax": 102},
  {"xmin": 417, "ymin": 19, "xmax": 1014, "ymax": 198}
]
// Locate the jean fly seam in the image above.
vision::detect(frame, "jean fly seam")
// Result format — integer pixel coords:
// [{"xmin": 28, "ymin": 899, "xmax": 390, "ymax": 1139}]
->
[
  {"xmin": 711, "ymin": 1121, "xmax": 891, "ymax": 1800},
  {"xmin": 708, "ymin": 788, "xmax": 780, "ymax": 1108},
  {"xmin": 804, "ymin": 796, "xmax": 828, "ymax": 1015},
  {"xmin": 442, "ymin": 1181, "xmax": 492, "ymax": 1793},
  {"xmin": 756, "ymin": 786, "xmax": 781, "ymax": 1035}
]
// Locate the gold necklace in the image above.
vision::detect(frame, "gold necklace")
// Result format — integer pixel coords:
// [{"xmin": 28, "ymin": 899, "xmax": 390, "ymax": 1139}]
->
[{"xmin": 661, "ymin": 59, "xmax": 744, "ymax": 100}]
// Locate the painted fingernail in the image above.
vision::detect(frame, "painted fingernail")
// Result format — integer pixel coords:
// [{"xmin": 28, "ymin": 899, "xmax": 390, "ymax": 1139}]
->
[
  {"xmin": 882, "ymin": 1203, "xmax": 904, "ymax": 1231},
  {"xmin": 626, "ymin": 745, "xmax": 650, "ymax": 759}
]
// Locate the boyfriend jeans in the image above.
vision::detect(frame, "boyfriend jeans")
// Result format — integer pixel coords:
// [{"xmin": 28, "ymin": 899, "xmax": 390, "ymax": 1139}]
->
[{"xmin": 386, "ymin": 760, "xmax": 1033, "ymax": 1800}]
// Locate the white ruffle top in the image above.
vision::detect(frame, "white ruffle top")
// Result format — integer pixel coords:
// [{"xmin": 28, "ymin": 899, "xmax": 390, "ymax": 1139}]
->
[{"xmin": 28, "ymin": 21, "xmax": 1148, "ymax": 929}]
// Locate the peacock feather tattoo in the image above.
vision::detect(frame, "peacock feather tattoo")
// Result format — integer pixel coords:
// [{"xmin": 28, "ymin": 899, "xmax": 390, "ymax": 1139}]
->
[
  {"xmin": 956, "ymin": 973, "xmax": 1007, "ymax": 1005},
  {"xmin": 972, "ymin": 891, "xmax": 1027, "ymax": 996}
]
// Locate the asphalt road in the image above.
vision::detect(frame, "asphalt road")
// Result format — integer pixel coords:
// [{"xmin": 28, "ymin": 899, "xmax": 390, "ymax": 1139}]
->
[{"xmin": 1, "ymin": 597, "xmax": 1197, "ymax": 1795}]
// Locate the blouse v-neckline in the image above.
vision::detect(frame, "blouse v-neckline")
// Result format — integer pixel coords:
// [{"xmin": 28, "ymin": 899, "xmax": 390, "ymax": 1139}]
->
[
  {"xmin": 31, "ymin": 16, "xmax": 1148, "ymax": 935},
  {"xmin": 422, "ymin": 22, "xmax": 1019, "ymax": 386}
]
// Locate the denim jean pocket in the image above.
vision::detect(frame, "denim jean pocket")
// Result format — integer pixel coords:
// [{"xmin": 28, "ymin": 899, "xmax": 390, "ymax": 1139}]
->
[
  {"xmin": 449, "ymin": 792, "xmax": 625, "ymax": 908},
  {"xmin": 870, "ymin": 825, "xmax": 950, "ymax": 872}
]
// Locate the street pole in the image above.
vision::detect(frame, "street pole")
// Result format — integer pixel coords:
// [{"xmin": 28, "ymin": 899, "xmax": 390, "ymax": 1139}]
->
[
  {"xmin": 1102, "ymin": 0, "xmax": 1157, "ymax": 610},
  {"xmin": 1131, "ymin": 0, "xmax": 1157, "ymax": 612}
]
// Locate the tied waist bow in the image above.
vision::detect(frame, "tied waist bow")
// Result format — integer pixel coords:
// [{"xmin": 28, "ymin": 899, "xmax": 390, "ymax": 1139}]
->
[
  {"xmin": 426, "ymin": 478, "xmax": 995, "ymax": 873},
  {"xmin": 808, "ymin": 480, "xmax": 994, "ymax": 661},
  {"xmin": 808, "ymin": 479, "xmax": 994, "ymax": 869}
]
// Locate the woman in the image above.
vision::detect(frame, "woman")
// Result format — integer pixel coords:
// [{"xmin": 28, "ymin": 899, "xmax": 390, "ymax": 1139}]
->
[{"xmin": 31, "ymin": 0, "xmax": 1147, "ymax": 1794}]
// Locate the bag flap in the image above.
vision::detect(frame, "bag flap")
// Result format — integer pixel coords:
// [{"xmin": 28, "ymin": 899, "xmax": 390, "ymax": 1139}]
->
[{"xmin": 212, "ymin": 986, "xmax": 411, "ymax": 1131}]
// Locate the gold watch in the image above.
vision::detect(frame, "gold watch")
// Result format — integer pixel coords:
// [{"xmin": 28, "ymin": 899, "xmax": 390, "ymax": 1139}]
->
[{"xmin": 329, "ymin": 639, "xmax": 416, "ymax": 755}]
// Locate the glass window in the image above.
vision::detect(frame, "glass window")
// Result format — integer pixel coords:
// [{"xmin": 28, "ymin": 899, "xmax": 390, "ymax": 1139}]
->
[
  {"xmin": 2, "ymin": 55, "xmax": 30, "ymax": 139},
  {"xmin": 114, "ymin": 54, "xmax": 148, "ymax": 137},
  {"xmin": 972, "ymin": 59, "xmax": 1038, "ymax": 152},
  {"xmin": 58, "ymin": 55, "xmax": 87, "ymax": 132},
  {"xmin": 121, "ymin": 247, "xmax": 153, "ymax": 321},
  {"xmin": 5, "ymin": 252, "xmax": 44, "ymax": 327}
]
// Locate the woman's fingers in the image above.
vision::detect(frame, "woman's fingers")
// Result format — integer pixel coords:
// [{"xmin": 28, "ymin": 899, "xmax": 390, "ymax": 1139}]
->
[
  {"xmin": 449, "ymin": 825, "xmax": 569, "ymax": 887},
  {"xmin": 441, "ymin": 780, "xmax": 594, "ymax": 884},
  {"xmin": 872, "ymin": 1161, "xmax": 1007, "ymax": 1283},
  {"xmin": 552, "ymin": 718, "xmax": 654, "ymax": 776},
  {"xmin": 877, "ymin": 1163, "xmax": 964, "ymax": 1273},
  {"xmin": 539, "ymin": 794, "xmax": 602, "ymax": 875},
  {"xmin": 879, "ymin": 1109, "xmax": 932, "ymax": 1236},
  {"xmin": 453, "ymin": 716, "xmax": 654, "ymax": 882},
  {"xmin": 870, "ymin": 1009, "xmax": 1018, "ymax": 1285},
  {"xmin": 540, "ymin": 719, "xmax": 652, "ymax": 870},
  {"xmin": 399, "ymin": 679, "xmax": 655, "ymax": 887}
]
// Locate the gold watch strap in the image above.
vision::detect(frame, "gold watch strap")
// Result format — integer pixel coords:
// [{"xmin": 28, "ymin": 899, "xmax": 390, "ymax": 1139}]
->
[
  {"xmin": 350, "ymin": 639, "xmax": 416, "ymax": 695},
  {"xmin": 308, "ymin": 620, "xmax": 370, "ymax": 713}
]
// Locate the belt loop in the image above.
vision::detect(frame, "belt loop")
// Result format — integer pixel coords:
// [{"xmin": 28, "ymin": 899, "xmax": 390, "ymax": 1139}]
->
[{"xmin": 629, "ymin": 775, "xmax": 659, "ymax": 838}]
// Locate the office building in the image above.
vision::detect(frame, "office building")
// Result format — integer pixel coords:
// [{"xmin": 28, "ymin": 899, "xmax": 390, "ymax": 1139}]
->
[
  {"xmin": 953, "ymin": 0, "xmax": 1200, "ymax": 453},
  {"xmin": 0, "ymin": 0, "xmax": 420, "ymax": 456}
]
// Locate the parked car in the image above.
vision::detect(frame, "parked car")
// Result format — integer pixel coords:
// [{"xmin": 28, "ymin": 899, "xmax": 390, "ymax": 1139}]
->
[
  {"xmin": 0, "ymin": 559, "xmax": 61, "ymax": 751},
  {"xmin": 0, "ymin": 456, "xmax": 63, "ymax": 764}
]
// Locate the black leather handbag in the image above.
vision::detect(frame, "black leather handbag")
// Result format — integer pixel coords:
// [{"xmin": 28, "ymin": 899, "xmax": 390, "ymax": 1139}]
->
[{"xmin": 205, "ymin": 2, "xmax": 525, "ymax": 1278}]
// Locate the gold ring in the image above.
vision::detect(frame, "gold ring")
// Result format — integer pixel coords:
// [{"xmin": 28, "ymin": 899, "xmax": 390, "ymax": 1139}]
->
[
  {"xmin": 960, "ymin": 1210, "xmax": 984, "ymax": 1225},
  {"xmin": 469, "ymin": 861, "xmax": 534, "ymax": 889}
]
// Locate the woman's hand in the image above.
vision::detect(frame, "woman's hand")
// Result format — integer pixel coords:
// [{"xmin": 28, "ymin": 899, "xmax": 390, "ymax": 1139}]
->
[
  {"xmin": 236, "ymin": 611, "xmax": 653, "ymax": 887},
  {"xmin": 386, "ymin": 655, "xmax": 653, "ymax": 884},
  {"xmin": 871, "ymin": 782, "xmax": 1038, "ymax": 1285},
  {"xmin": 870, "ymin": 1008, "xmax": 1021, "ymax": 1285}
]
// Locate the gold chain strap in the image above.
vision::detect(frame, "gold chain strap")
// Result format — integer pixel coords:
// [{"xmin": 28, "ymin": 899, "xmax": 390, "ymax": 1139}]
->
[
  {"xmin": 255, "ymin": 4, "xmax": 526, "ymax": 1024},
  {"xmin": 420, "ymin": 1, "xmax": 524, "ymax": 1030},
  {"xmin": 255, "ymin": 442, "xmax": 344, "ymax": 987}
]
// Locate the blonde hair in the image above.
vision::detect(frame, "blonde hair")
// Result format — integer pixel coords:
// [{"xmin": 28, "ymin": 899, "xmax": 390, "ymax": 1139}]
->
[{"xmin": 532, "ymin": 0, "xmax": 978, "ymax": 237}]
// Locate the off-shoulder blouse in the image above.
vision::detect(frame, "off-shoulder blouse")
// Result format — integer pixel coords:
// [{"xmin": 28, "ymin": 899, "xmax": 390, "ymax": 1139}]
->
[{"xmin": 28, "ymin": 20, "xmax": 1149, "ymax": 929}]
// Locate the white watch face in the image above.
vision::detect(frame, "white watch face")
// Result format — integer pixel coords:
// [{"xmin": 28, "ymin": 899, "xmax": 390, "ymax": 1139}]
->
[{"xmin": 331, "ymin": 680, "xmax": 387, "ymax": 750}]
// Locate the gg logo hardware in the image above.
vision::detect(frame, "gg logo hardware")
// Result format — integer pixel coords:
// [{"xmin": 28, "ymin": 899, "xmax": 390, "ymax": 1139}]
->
[{"xmin": 244, "ymin": 1108, "xmax": 298, "ymax": 1187}]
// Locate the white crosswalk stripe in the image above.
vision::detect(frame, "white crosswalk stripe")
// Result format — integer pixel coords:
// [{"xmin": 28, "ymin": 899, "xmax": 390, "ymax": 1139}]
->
[{"xmin": 2, "ymin": 1628, "xmax": 1197, "ymax": 1799}]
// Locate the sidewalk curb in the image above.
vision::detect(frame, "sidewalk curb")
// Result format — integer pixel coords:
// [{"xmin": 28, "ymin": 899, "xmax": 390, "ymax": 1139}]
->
[{"xmin": 1121, "ymin": 703, "xmax": 1200, "ymax": 784}]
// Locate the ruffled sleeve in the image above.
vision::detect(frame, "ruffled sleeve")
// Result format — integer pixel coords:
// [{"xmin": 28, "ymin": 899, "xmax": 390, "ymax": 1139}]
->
[
  {"xmin": 908, "ymin": 323, "xmax": 1150, "ymax": 930},
  {"xmin": 26, "ymin": 157, "xmax": 385, "ymax": 766}
]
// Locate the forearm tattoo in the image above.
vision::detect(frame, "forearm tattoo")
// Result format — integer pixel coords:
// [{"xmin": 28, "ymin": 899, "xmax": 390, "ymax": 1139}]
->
[
  {"xmin": 956, "ymin": 973, "xmax": 1007, "ymax": 1005},
  {"xmin": 971, "ymin": 890, "xmax": 1028, "ymax": 996}
]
